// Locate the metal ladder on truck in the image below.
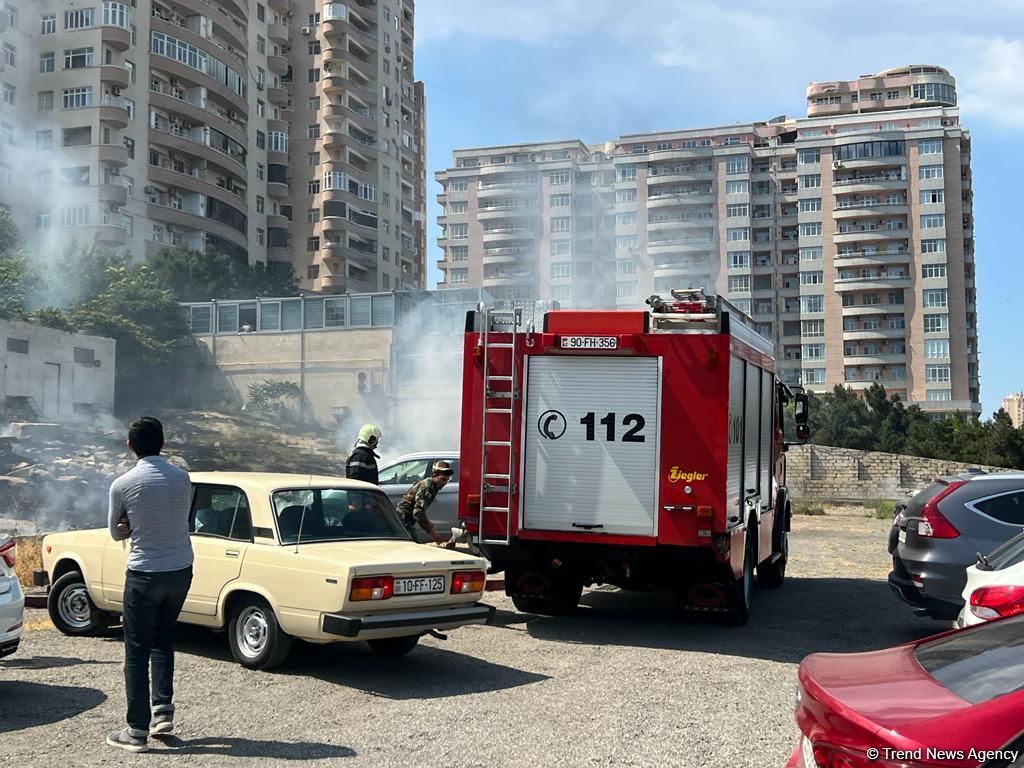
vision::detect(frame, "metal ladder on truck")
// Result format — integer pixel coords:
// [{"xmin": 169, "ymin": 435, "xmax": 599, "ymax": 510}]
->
[{"xmin": 477, "ymin": 306, "xmax": 521, "ymax": 546}]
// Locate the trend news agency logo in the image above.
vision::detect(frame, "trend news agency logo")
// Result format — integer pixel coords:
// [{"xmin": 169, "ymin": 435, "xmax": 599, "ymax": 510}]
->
[{"xmin": 538, "ymin": 410, "xmax": 567, "ymax": 440}]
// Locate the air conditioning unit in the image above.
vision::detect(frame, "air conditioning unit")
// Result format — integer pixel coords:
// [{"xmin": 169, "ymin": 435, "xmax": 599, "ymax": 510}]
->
[
  {"xmin": 228, "ymin": 110, "xmax": 238, "ymax": 120},
  {"xmin": 384, "ymin": 45, "xmax": 391, "ymax": 53},
  {"xmin": 833, "ymin": 160, "xmax": 843, "ymax": 169},
  {"xmin": 301, "ymin": 26, "xmax": 311, "ymax": 35}
]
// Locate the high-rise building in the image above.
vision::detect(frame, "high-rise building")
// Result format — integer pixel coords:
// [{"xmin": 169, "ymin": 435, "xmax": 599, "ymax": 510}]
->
[
  {"xmin": 435, "ymin": 65, "xmax": 979, "ymax": 415},
  {"xmin": 0, "ymin": 0, "xmax": 426, "ymax": 294},
  {"xmin": 1002, "ymin": 393, "xmax": 1024, "ymax": 429}
]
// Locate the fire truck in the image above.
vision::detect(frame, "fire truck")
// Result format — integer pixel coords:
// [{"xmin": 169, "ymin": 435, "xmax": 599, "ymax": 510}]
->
[{"xmin": 456, "ymin": 289, "xmax": 809, "ymax": 625}]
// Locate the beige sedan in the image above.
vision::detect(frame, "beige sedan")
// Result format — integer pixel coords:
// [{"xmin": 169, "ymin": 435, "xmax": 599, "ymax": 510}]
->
[{"xmin": 41, "ymin": 473, "xmax": 493, "ymax": 669}]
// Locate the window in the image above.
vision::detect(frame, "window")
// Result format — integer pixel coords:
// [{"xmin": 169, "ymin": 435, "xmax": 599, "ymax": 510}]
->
[
  {"xmin": 800, "ymin": 271, "xmax": 823, "ymax": 285},
  {"xmin": 725, "ymin": 180, "xmax": 748, "ymax": 195},
  {"xmin": 307, "ymin": 180, "xmax": 320, "ymax": 194},
  {"xmin": 616, "ymin": 212, "xmax": 636, "ymax": 226},
  {"xmin": 798, "ymin": 174, "xmax": 821, "ymax": 188},
  {"xmin": 922, "ymin": 264, "xmax": 947, "ymax": 279},
  {"xmin": 801, "ymin": 295, "xmax": 823, "ymax": 313},
  {"xmin": 799, "ymin": 198, "xmax": 822, "ymax": 212},
  {"xmin": 306, "ymin": 237, "xmax": 320, "ymax": 252},
  {"xmin": 799, "ymin": 222, "xmax": 822, "ymax": 236},
  {"xmin": 306, "ymin": 152, "xmax": 320, "ymax": 167},
  {"xmin": 921, "ymin": 239, "xmax": 946, "ymax": 253},
  {"xmin": 615, "ymin": 189, "xmax": 636, "ymax": 203},
  {"xmin": 551, "ymin": 263, "xmax": 572, "ymax": 280},
  {"xmin": 268, "ymin": 132, "xmax": 288, "ymax": 153},
  {"xmin": 833, "ymin": 140, "xmax": 905, "ymax": 161},
  {"xmin": 59, "ymin": 206, "xmax": 89, "ymax": 226},
  {"xmin": 727, "ymin": 275, "xmax": 750, "ymax": 293},
  {"xmin": 255, "ymin": 196, "xmax": 264, "ymax": 214},
  {"xmin": 62, "ymin": 87, "xmax": 93, "ymax": 109},
  {"xmin": 64, "ymin": 9, "xmax": 95, "ymax": 29},
  {"xmin": 924, "ymin": 314, "xmax": 949, "ymax": 333},
  {"xmin": 449, "ymin": 268, "xmax": 468, "ymax": 285},
  {"xmin": 2, "ymin": 43, "xmax": 14, "ymax": 67},
  {"xmin": 923, "ymin": 289, "xmax": 948, "ymax": 308},
  {"xmin": 63, "ymin": 47, "xmax": 94, "ymax": 69},
  {"xmin": 550, "ymin": 193, "xmax": 571, "ymax": 207},
  {"xmin": 726, "ymin": 204, "xmax": 748, "ymax": 217},
  {"xmin": 41, "ymin": 14, "xmax": 56, "ymax": 34},
  {"xmin": 73, "ymin": 347, "xmax": 96, "ymax": 366},
  {"xmin": 802, "ymin": 320, "xmax": 824, "ymax": 337},
  {"xmin": 925, "ymin": 364, "xmax": 951, "ymax": 383},
  {"xmin": 918, "ymin": 139, "xmax": 942, "ymax": 155},
  {"xmin": 616, "ymin": 167, "xmax": 635, "ymax": 182},
  {"xmin": 797, "ymin": 149, "xmax": 820, "ymax": 164},
  {"xmin": 550, "ymin": 170, "xmax": 572, "ymax": 185},
  {"xmin": 889, "ymin": 291, "xmax": 905, "ymax": 305},
  {"xmin": 920, "ymin": 214, "xmax": 945, "ymax": 229},
  {"xmin": 255, "ymin": 228, "xmax": 264, "ymax": 246},
  {"xmin": 551, "ymin": 217, "xmax": 571, "ymax": 234},
  {"xmin": 190, "ymin": 486, "xmax": 252, "ymax": 540},
  {"xmin": 911, "ymin": 82, "xmax": 956, "ymax": 104},
  {"xmin": 799, "ymin": 247, "xmax": 822, "ymax": 262},
  {"xmin": 307, "ymin": 124, "xmax": 320, "ymax": 139},
  {"xmin": 551, "ymin": 241, "xmax": 571, "ymax": 256},
  {"xmin": 448, "ymin": 223, "xmax": 468, "ymax": 240},
  {"xmin": 802, "ymin": 344, "xmax": 824, "ymax": 360},
  {"xmin": 920, "ymin": 189, "xmax": 944, "ymax": 204},
  {"xmin": 726, "ymin": 227, "xmax": 749, "ymax": 242},
  {"xmin": 617, "ymin": 282, "xmax": 638, "ymax": 299},
  {"xmin": 257, "ymin": 4, "xmax": 265, "ymax": 21},
  {"xmin": 886, "ymin": 90, "xmax": 900, "ymax": 100},
  {"xmin": 6, "ymin": 338, "xmax": 28, "ymax": 354},
  {"xmin": 725, "ymin": 157, "xmax": 748, "ymax": 174},
  {"xmin": 803, "ymin": 369, "xmax": 825, "ymax": 386},
  {"xmin": 0, "ymin": 83, "xmax": 13, "ymax": 106},
  {"xmin": 925, "ymin": 339, "xmax": 949, "ymax": 358},
  {"xmin": 925, "ymin": 389, "xmax": 952, "ymax": 402},
  {"xmin": 919, "ymin": 165, "xmax": 944, "ymax": 180},
  {"xmin": 727, "ymin": 251, "xmax": 750, "ymax": 269},
  {"xmin": 973, "ymin": 493, "xmax": 1024, "ymax": 526},
  {"xmin": 36, "ymin": 130, "xmax": 53, "ymax": 149}
]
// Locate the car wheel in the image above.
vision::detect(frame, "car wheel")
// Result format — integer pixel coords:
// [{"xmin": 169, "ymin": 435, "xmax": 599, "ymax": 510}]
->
[
  {"xmin": 228, "ymin": 598, "xmax": 292, "ymax": 670},
  {"xmin": 725, "ymin": 530, "xmax": 755, "ymax": 626},
  {"xmin": 47, "ymin": 571, "xmax": 110, "ymax": 637},
  {"xmin": 367, "ymin": 634, "xmax": 420, "ymax": 657}
]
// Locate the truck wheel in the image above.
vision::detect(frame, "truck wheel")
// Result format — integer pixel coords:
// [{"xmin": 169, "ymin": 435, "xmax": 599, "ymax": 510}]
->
[
  {"xmin": 228, "ymin": 598, "xmax": 292, "ymax": 670},
  {"xmin": 48, "ymin": 571, "xmax": 110, "ymax": 637},
  {"xmin": 758, "ymin": 531, "xmax": 788, "ymax": 589},
  {"xmin": 367, "ymin": 634, "xmax": 420, "ymax": 657},
  {"xmin": 510, "ymin": 572, "xmax": 583, "ymax": 615},
  {"xmin": 725, "ymin": 531, "xmax": 754, "ymax": 626}
]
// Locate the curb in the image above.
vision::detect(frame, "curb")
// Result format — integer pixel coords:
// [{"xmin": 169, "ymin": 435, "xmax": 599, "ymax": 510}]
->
[{"xmin": 25, "ymin": 592, "xmax": 47, "ymax": 609}]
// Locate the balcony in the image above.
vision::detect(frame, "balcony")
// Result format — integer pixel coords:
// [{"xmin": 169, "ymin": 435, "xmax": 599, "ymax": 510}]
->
[
  {"xmin": 477, "ymin": 180, "xmax": 537, "ymax": 199},
  {"xmin": 268, "ymin": 23, "xmax": 290, "ymax": 44},
  {"xmin": 834, "ymin": 250, "xmax": 910, "ymax": 268},
  {"xmin": 841, "ymin": 302, "xmax": 905, "ymax": 317},
  {"xmin": 844, "ymin": 353, "xmax": 907, "ymax": 366},
  {"xmin": 317, "ymin": 273, "xmax": 347, "ymax": 291},
  {"xmin": 95, "ymin": 144, "xmax": 130, "ymax": 167},
  {"xmin": 482, "ymin": 248, "xmax": 530, "ymax": 265},
  {"xmin": 266, "ymin": 214, "xmax": 290, "ymax": 230},
  {"xmin": 647, "ymin": 216, "xmax": 715, "ymax": 232},
  {"xmin": 646, "ymin": 192, "xmax": 715, "ymax": 208},
  {"xmin": 843, "ymin": 327, "xmax": 906, "ymax": 341},
  {"xmin": 834, "ymin": 275, "xmax": 912, "ymax": 292},
  {"xmin": 149, "ymin": 88, "xmax": 247, "ymax": 147},
  {"xmin": 321, "ymin": 215, "xmax": 347, "ymax": 232},
  {"xmin": 833, "ymin": 228, "xmax": 908, "ymax": 244},
  {"xmin": 477, "ymin": 206, "xmax": 537, "ymax": 221},
  {"xmin": 267, "ymin": 180, "xmax": 289, "ymax": 199},
  {"xmin": 92, "ymin": 224, "xmax": 129, "ymax": 246},
  {"xmin": 833, "ymin": 173, "xmax": 906, "ymax": 192},
  {"xmin": 648, "ymin": 238, "xmax": 715, "ymax": 254},
  {"xmin": 101, "ymin": 24, "xmax": 131, "ymax": 51},
  {"xmin": 267, "ymin": 86, "xmax": 288, "ymax": 106},
  {"xmin": 146, "ymin": 203, "xmax": 247, "ymax": 249},
  {"xmin": 99, "ymin": 65, "xmax": 132, "ymax": 89},
  {"xmin": 267, "ymin": 55, "xmax": 289, "ymax": 75},
  {"xmin": 95, "ymin": 183, "xmax": 128, "ymax": 207},
  {"xmin": 833, "ymin": 204, "xmax": 909, "ymax": 219},
  {"xmin": 97, "ymin": 95, "xmax": 131, "ymax": 128},
  {"xmin": 481, "ymin": 227, "xmax": 534, "ymax": 243},
  {"xmin": 647, "ymin": 169, "xmax": 714, "ymax": 185},
  {"xmin": 149, "ymin": 125, "xmax": 246, "ymax": 169}
]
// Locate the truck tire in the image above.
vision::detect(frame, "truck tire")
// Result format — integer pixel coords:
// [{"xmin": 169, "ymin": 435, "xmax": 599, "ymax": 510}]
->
[
  {"xmin": 761, "ymin": 501, "xmax": 790, "ymax": 593},
  {"xmin": 227, "ymin": 597, "xmax": 292, "ymax": 670},
  {"xmin": 367, "ymin": 634, "xmax": 420, "ymax": 657},
  {"xmin": 725, "ymin": 529, "xmax": 754, "ymax": 626},
  {"xmin": 48, "ymin": 571, "xmax": 111, "ymax": 637},
  {"xmin": 509, "ymin": 570, "xmax": 583, "ymax": 615}
]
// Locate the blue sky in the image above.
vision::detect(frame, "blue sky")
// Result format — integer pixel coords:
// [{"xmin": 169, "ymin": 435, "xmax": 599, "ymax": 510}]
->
[{"xmin": 414, "ymin": 1, "xmax": 1024, "ymax": 416}]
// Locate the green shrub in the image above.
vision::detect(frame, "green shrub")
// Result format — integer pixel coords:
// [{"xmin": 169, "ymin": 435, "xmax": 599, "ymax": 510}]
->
[
  {"xmin": 869, "ymin": 500, "xmax": 898, "ymax": 519},
  {"xmin": 792, "ymin": 501, "xmax": 825, "ymax": 516}
]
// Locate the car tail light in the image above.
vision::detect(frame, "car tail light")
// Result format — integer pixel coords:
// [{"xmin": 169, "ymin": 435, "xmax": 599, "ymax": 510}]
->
[
  {"xmin": 918, "ymin": 481, "xmax": 965, "ymax": 538},
  {"xmin": 809, "ymin": 744, "xmax": 931, "ymax": 768},
  {"xmin": 970, "ymin": 584, "xmax": 1024, "ymax": 620},
  {"xmin": 350, "ymin": 576, "xmax": 393, "ymax": 601},
  {"xmin": 451, "ymin": 570, "xmax": 485, "ymax": 594},
  {"xmin": 0, "ymin": 539, "xmax": 15, "ymax": 568}
]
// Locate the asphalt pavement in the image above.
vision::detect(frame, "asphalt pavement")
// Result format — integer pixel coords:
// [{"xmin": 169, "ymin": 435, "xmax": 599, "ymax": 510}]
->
[{"xmin": 0, "ymin": 515, "xmax": 946, "ymax": 768}]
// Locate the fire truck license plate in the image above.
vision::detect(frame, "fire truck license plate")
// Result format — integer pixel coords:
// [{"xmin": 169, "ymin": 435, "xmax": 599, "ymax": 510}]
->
[
  {"xmin": 393, "ymin": 576, "xmax": 445, "ymax": 596},
  {"xmin": 560, "ymin": 336, "xmax": 618, "ymax": 350}
]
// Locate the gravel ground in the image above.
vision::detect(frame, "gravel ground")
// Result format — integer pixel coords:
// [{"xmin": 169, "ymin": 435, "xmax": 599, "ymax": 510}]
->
[{"xmin": 1, "ymin": 514, "xmax": 947, "ymax": 768}]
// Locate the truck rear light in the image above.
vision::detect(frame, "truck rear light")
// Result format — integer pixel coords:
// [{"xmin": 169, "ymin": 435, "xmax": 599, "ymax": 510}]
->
[
  {"xmin": 350, "ymin": 576, "xmax": 393, "ymax": 601},
  {"xmin": 466, "ymin": 494, "xmax": 481, "ymax": 510},
  {"xmin": 809, "ymin": 743, "xmax": 930, "ymax": 768},
  {"xmin": 917, "ymin": 481, "xmax": 964, "ymax": 538},
  {"xmin": 0, "ymin": 539, "xmax": 15, "ymax": 568},
  {"xmin": 970, "ymin": 585, "xmax": 1024, "ymax": 620},
  {"xmin": 696, "ymin": 506, "xmax": 712, "ymax": 518},
  {"xmin": 450, "ymin": 570, "xmax": 485, "ymax": 594}
]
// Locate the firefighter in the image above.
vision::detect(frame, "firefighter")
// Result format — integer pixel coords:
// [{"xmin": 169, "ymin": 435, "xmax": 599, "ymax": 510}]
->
[
  {"xmin": 345, "ymin": 424, "xmax": 381, "ymax": 484},
  {"xmin": 396, "ymin": 461, "xmax": 454, "ymax": 546}
]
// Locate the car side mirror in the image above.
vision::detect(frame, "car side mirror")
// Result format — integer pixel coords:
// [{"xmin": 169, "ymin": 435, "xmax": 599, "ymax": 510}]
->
[{"xmin": 794, "ymin": 393, "xmax": 809, "ymax": 426}]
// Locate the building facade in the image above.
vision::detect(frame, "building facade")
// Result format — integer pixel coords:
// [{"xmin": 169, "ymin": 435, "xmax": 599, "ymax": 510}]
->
[
  {"xmin": 0, "ymin": 0, "xmax": 426, "ymax": 293},
  {"xmin": 435, "ymin": 66, "xmax": 979, "ymax": 414},
  {"xmin": 1001, "ymin": 393, "xmax": 1024, "ymax": 429}
]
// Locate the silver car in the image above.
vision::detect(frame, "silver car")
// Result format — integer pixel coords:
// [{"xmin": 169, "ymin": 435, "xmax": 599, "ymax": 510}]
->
[
  {"xmin": 378, "ymin": 452, "xmax": 460, "ymax": 543},
  {"xmin": 0, "ymin": 534, "xmax": 24, "ymax": 658}
]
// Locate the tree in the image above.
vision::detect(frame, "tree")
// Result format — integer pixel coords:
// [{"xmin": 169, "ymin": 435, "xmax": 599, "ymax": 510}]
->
[
  {"xmin": 0, "ymin": 207, "xmax": 20, "ymax": 255},
  {"xmin": 147, "ymin": 244, "xmax": 299, "ymax": 302}
]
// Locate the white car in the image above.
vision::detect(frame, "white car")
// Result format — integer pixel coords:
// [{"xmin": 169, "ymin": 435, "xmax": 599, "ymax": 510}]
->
[
  {"xmin": 377, "ymin": 452, "xmax": 460, "ymax": 544},
  {"xmin": 956, "ymin": 531, "xmax": 1024, "ymax": 628},
  {"xmin": 0, "ymin": 534, "xmax": 24, "ymax": 658}
]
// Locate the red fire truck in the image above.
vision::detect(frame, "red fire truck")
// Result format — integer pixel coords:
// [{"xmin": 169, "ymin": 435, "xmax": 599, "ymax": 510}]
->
[{"xmin": 457, "ymin": 289, "xmax": 809, "ymax": 624}]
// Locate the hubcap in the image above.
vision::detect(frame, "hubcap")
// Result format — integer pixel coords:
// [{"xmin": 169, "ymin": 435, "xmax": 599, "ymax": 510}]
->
[
  {"xmin": 58, "ymin": 585, "xmax": 93, "ymax": 629},
  {"xmin": 235, "ymin": 606, "xmax": 268, "ymax": 659}
]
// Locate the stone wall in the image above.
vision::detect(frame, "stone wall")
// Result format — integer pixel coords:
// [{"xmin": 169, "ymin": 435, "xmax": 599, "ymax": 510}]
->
[{"xmin": 786, "ymin": 444, "xmax": 1013, "ymax": 501}]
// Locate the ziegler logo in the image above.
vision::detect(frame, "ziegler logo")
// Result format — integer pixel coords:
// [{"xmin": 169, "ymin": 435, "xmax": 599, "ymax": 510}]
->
[{"xmin": 668, "ymin": 467, "xmax": 708, "ymax": 483}]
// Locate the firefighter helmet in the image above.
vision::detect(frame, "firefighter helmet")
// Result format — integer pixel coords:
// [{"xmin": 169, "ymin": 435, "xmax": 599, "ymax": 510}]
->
[
  {"xmin": 357, "ymin": 424, "xmax": 382, "ymax": 447},
  {"xmin": 432, "ymin": 460, "xmax": 454, "ymax": 476}
]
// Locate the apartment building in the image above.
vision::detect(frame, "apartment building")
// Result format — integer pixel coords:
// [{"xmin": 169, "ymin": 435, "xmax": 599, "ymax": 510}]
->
[
  {"xmin": 0, "ymin": 0, "xmax": 426, "ymax": 294},
  {"xmin": 436, "ymin": 65, "xmax": 979, "ymax": 415},
  {"xmin": 1002, "ymin": 393, "xmax": 1024, "ymax": 429}
]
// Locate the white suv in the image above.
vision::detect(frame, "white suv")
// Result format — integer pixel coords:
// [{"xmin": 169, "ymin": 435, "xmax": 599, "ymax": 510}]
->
[{"xmin": 0, "ymin": 534, "xmax": 24, "ymax": 658}]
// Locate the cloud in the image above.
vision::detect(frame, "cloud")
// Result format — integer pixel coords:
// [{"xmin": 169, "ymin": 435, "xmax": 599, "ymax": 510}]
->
[
  {"xmin": 955, "ymin": 38, "xmax": 1024, "ymax": 132},
  {"xmin": 416, "ymin": 0, "xmax": 616, "ymax": 45}
]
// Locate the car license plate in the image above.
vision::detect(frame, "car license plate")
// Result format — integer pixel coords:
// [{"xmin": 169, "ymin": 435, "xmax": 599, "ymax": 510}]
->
[
  {"xmin": 393, "ymin": 575, "xmax": 445, "ymax": 596},
  {"xmin": 898, "ymin": 529, "xmax": 907, "ymax": 544},
  {"xmin": 801, "ymin": 737, "xmax": 815, "ymax": 768},
  {"xmin": 559, "ymin": 336, "xmax": 618, "ymax": 350}
]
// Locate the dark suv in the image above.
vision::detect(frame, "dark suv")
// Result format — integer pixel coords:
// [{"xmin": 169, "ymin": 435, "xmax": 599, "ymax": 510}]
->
[{"xmin": 888, "ymin": 472, "xmax": 1024, "ymax": 620}]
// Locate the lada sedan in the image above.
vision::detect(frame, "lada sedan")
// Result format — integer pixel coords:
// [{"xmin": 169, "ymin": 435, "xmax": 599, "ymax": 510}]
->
[{"xmin": 42, "ymin": 473, "xmax": 493, "ymax": 669}]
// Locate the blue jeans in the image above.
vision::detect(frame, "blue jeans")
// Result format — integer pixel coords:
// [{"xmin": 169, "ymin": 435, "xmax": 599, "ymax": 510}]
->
[{"xmin": 122, "ymin": 567, "xmax": 192, "ymax": 732}]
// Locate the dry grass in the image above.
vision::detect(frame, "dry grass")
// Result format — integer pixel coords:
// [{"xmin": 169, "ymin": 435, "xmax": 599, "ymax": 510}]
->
[{"xmin": 13, "ymin": 535, "xmax": 43, "ymax": 589}]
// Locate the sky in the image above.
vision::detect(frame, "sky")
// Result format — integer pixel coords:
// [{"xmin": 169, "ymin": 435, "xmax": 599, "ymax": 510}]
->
[{"xmin": 413, "ymin": 0, "xmax": 1024, "ymax": 417}]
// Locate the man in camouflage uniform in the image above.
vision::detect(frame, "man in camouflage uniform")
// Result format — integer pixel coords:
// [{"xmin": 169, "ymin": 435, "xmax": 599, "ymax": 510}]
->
[{"xmin": 396, "ymin": 461, "xmax": 454, "ymax": 545}]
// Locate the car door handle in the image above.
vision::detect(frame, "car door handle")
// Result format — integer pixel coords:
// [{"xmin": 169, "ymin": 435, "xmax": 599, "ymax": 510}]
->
[{"xmin": 225, "ymin": 549, "xmax": 239, "ymax": 558}]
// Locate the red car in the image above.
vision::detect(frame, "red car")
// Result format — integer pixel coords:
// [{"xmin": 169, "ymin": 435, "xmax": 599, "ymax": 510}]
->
[{"xmin": 787, "ymin": 614, "xmax": 1024, "ymax": 768}]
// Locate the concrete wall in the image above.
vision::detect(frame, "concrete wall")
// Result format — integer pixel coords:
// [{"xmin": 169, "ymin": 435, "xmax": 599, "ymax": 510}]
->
[
  {"xmin": 178, "ymin": 327, "xmax": 394, "ymax": 428},
  {"xmin": 787, "ymin": 444, "xmax": 1012, "ymax": 501},
  {"xmin": 0, "ymin": 320, "xmax": 116, "ymax": 421}
]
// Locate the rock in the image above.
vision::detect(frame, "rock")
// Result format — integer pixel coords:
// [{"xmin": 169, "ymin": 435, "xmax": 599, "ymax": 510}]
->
[
  {"xmin": 166, "ymin": 455, "xmax": 191, "ymax": 471},
  {"xmin": 0, "ymin": 476, "xmax": 28, "ymax": 486}
]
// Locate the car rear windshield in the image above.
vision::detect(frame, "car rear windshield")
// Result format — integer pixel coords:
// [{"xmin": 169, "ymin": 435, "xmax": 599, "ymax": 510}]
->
[
  {"xmin": 914, "ymin": 615, "xmax": 1024, "ymax": 704},
  {"xmin": 272, "ymin": 488, "xmax": 411, "ymax": 544},
  {"xmin": 984, "ymin": 532, "xmax": 1024, "ymax": 571},
  {"xmin": 907, "ymin": 481, "xmax": 951, "ymax": 515}
]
